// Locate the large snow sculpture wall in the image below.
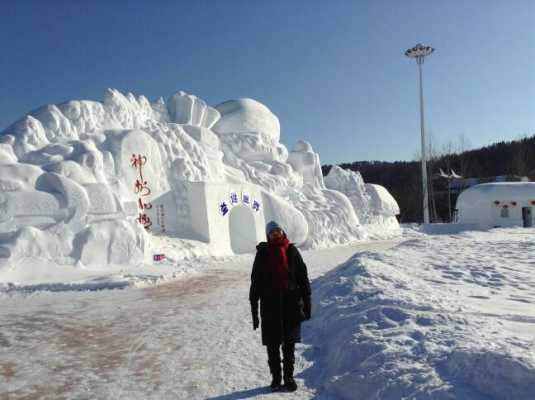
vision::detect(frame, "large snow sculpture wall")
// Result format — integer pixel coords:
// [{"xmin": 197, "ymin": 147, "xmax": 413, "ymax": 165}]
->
[{"xmin": 0, "ymin": 89, "xmax": 398, "ymax": 267}]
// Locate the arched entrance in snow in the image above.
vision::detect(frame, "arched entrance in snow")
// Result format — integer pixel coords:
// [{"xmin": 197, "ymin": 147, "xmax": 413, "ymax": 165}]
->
[{"xmin": 229, "ymin": 205, "xmax": 257, "ymax": 254}]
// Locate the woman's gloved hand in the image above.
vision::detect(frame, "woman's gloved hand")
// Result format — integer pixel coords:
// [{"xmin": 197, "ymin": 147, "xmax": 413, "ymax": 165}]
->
[
  {"xmin": 251, "ymin": 302, "xmax": 259, "ymax": 330},
  {"xmin": 303, "ymin": 295, "xmax": 311, "ymax": 320},
  {"xmin": 252, "ymin": 312, "xmax": 259, "ymax": 330}
]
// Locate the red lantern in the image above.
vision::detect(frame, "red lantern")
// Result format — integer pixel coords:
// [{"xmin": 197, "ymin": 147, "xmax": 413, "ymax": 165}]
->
[
  {"xmin": 511, "ymin": 201, "xmax": 517, "ymax": 206},
  {"xmin": 494, "ymin": 200, "xmax": 500, "ymax": 205},
  {"xmin": 503, "ymin": 205, "xmax": 509, "ymax": 209},
  {"xmin": 531, "ymin": 200, "xmax": 535, "ymax": 206}
]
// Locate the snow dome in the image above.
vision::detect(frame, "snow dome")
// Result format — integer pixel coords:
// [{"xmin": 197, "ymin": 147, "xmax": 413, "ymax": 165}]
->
[
  {"xmin": 0, "ymin": 89, "xmax": 400, "ymax": 269},
  {"xmin": 213, "ymin": 98, "xmax": 280, "ymax": 142}
]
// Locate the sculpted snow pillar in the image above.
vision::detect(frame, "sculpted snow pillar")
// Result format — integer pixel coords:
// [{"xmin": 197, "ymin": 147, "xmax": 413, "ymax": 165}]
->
[{"xmin": 287, "ymin": 140, "xmax": 325, "ymax": 188}]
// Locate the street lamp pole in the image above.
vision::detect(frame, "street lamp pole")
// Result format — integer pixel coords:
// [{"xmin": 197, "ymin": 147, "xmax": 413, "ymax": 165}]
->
[{"xmin": 405, "ymin": 43, "xmax": 434, "ymax": 224}]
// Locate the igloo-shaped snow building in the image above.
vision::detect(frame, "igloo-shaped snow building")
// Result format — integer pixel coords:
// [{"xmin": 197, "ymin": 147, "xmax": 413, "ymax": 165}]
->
[
  {"xmin": 456, "ymin": 182, "xmax": 535, "ymax": 229},
  {"xmin": 0, "ymin": 89, "xmax": 398, "ymax": 266}
]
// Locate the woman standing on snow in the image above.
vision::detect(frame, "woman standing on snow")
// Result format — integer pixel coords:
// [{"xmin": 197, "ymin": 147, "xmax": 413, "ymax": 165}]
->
[{"xmin": 249, "ymin": 221, "xmax": 312, "ymax": 392}]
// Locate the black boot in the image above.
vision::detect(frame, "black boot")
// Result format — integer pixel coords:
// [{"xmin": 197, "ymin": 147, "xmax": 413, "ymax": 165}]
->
[
  {"xmin": 269, "ymin": 364, "xmax": 282, "ymax": 392},
  {"xmin": 282, "ymin": 342, "xmax": 297, "ymax": 392},
  {"xmin": 283, "ymin": 364, "xmax": 297, "ymax": 391},
  {"xmin": 267, "ymin": 345, "xmax": 282, "ymax": 392}
]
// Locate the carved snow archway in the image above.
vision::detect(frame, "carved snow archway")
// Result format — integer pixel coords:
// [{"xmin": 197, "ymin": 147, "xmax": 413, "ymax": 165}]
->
[{"xmin": 228, "ymin": 205, "xmax": 257, "ymax": 254}]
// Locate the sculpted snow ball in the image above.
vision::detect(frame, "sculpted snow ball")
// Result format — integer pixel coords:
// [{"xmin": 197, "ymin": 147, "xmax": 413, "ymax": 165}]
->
[{"xmin": 213, "ymin": 98, "xmax": 281, "ymax": 143}]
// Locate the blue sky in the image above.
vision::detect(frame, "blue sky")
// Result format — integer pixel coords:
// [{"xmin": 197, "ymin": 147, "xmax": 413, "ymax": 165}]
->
[{"xmin": 1, "ymin": 0, "xmax": 534, "ymax": 164}]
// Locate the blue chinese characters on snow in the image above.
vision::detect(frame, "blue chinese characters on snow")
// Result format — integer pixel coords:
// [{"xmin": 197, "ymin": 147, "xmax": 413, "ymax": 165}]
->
[
  {"xmin": 219, "ymin": 191, "xmax": 261, "ymax": 216},
  {"xmin": 219, "ymin": 202, "xmax": 229, "ymax": 216},
  {"xmin": 230, "ymin": 192, "xmax": 239, "ymax": 205}
]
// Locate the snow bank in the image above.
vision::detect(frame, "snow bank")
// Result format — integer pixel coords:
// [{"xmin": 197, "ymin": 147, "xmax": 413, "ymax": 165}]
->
[{"xmin": 304, "ymin": 228, "xmax": 535, "ymax": 400}]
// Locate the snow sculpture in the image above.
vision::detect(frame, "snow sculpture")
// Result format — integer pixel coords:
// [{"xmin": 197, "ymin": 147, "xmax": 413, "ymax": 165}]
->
[
  {"xmin": 213, "ymin": 98, "xmax": 288, "ymax": 164},
  {"xmin": 183, "ymin": 182, "xmax": 308, "ymax": 254},
  {"xmin": 365, "ymin": 184, "xmax": 400, "ymax": 218},
  {"xmin": 167, "ymin": 91, "xmax": 220, "ymax": 128},
  {"xmin": 287, "ymin": 140, "xmax": 325, "ymax": 188},
  {"xmin": 213, "ymin": 98, "xmax": 280, "ymax": 143},
  {"xmin": 0, "ymin": 88, "xmax": 399, "ymax": 269},
  {"xmin": 324, "ymin": 166, "xmax": 400, "ymax": 232},
  {"xmin": 325, "ymin": 165, "xmax": 372, "ymax": 222}
]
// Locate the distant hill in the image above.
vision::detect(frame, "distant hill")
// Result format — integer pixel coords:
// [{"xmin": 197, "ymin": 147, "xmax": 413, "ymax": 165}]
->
[{"xmin": 322, "ymin": 134, "xmax": 535, "ymax": 223}]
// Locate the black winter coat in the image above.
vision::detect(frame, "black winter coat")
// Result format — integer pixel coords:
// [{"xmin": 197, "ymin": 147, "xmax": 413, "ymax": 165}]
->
[{"xmin": 249, "ymin": 242, "xmax": 312, "ymax": 346}]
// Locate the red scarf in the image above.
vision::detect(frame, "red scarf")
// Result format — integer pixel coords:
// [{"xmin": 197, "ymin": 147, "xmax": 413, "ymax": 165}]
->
[{"xmin": 267, "ymin": 235, "xmax": 290, "ymax": 290}]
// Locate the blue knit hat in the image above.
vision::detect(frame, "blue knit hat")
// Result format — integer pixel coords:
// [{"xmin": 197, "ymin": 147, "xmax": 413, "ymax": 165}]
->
[{"xmin": 265, "ymin": 221, "xmax": 283, "ymax": 237}]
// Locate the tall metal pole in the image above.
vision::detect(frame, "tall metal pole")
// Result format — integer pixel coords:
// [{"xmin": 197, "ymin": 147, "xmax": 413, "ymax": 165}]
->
[
  {"xmin": 417, "ymin": 57, "xmax": 430, "ymax": 224},
  {"xmin": 447, "ymin": 180, "xmax": 451, "ymax": 222},
  {"xmin": 405, "ymin": 43, "xmax": 434, "ymax": 224}
]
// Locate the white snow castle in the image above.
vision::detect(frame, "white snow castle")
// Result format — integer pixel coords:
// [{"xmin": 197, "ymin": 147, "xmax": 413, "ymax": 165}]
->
[{"xmin": 0, "ymin": 90, "xmax": 399, "ymax": 265}]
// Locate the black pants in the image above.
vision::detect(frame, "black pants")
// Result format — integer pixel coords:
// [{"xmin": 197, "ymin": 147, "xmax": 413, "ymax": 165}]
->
[{"xmin": 266, "ymin": 341, "xmax": 295, "ymax": 377}]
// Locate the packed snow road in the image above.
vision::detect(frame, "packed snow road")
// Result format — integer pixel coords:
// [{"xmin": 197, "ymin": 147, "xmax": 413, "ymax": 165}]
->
[{"xmin": 0, "ymin": 240, "xmax": 399, "ymax": 400}]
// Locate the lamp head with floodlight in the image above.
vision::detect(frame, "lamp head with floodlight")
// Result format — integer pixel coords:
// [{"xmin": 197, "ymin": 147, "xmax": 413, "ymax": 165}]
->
[{"xmin": 405, "ymin": 43, "xmax": 434, "ymax": 64}]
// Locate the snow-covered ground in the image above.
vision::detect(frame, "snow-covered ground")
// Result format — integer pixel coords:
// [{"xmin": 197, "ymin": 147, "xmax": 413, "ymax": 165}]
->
[
  {"xmin": 307, "ymin": 226, "xmax": 535, "ymax": 400},
  {"xmin": 1, "ymin": 239, "xmax": 397, "ymax": 399},
  {"xmin": 2, "ymin": 227, "xmax": 535, "ymax": 399}
]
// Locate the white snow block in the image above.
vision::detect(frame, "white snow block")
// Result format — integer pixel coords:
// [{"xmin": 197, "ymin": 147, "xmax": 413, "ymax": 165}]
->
[
  {"xmin": 75, "ymin": 220, "xmax": 149, "ymax": 265},
  {"xmin": 103, "ymin": 89, "xmax": 155, "ymax": 129},
  {"xmin": 143, "ymin": 190, "xmax": 182, "ymax": 235},
  {"xmin": 287, "ymin": 140, "xmax": 325, "ymax": 188},
  {"xmin": 182, "ymin": 182, "xmax": 306, "ymax": 254},
  {"xmin": 0, "ymin": 144, "xmax": 17, "ymax": 164},
  {"xmin": 31, "ymin": 104, "xmax": 78, "ymax": 140},
  {"xmin": 43, "ymin": 160, "xmax": 97, "ymax": 185},
  {"xmin": 151, "ymin": 97, "xmax": 170, "ymax": 122},
  {"xmin": 325, "ymin": 166, "xmax": 372, "ymax": 222},
  {"xmin": 213, "ymin": 98, "xmax": 280, "ymax": 143},
  {"xmin": 105, "ymin": 129, "xmax": 168, "ymax": 201},
  {"xmin": 0, "ymin": 225, "xmax": 73, "ymax": 260},
  {"xmin": 182, "ymin": 125, "xmax": 221, "ymax": 149},
  {"xmin": 298, "ymin": 187, "xmax": 364, "ymax": 248},
  {"xmin": 83, "ymin": 183, "xmax": 119, "ymax": 215},
  {"xmin": 0, "ymin": 191, "xmax": 64, "ymax": 232},
  {"xmin": 167, "ymin": 91, "xmax": 221, "ymax": 128},
  {"xmin": 201, "ymin": 107, "xmax": 221, "ymax": 129},
  {"xmin": 0, "ymin": 163, "xmax": 43, "ymax": 192},
  {"xmin": 218, "ymin": 131, "xmax": 284, "ymax": 163},
  {"xmin": 365, "ymin": 184, "xmax": 400, "ymax": 217},
  {"xmin": 324, "ymin": 167, "xmax": 400, "ymax": 235},
  {"xmin": 35, "ymin": 172, "xmax": 90, "ymax": 229},
  {"xmin": 0, "ymin": 165, "xmax": 65, "ymax": 231},
  {"xmin": 56, "ymin": 100, "xmax": 107, "ymax": 136},
  {"xmin": 2, "ymin": 116, "xmax": 49, "ymax": 157},
  {"xmin": 185, "ymin": 182, "xmax": 267, "ymax": 254}
]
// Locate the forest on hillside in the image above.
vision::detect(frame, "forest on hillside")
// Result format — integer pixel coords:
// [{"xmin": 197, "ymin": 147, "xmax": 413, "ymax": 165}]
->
[{"xmin": 322, "ymin": 134, "xmax": 535, "ymax": 223}]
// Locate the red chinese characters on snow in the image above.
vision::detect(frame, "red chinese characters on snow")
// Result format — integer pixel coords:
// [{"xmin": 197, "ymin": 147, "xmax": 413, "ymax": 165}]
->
[{"xmin": 131, "ymin": 154, "xmax": 153, "ymax": 231}]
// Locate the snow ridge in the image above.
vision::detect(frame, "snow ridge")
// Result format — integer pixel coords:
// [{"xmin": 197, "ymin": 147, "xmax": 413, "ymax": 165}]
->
[{"xmin": 304, "ymin": 228, "xmax": 535, "ymax": 399}]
